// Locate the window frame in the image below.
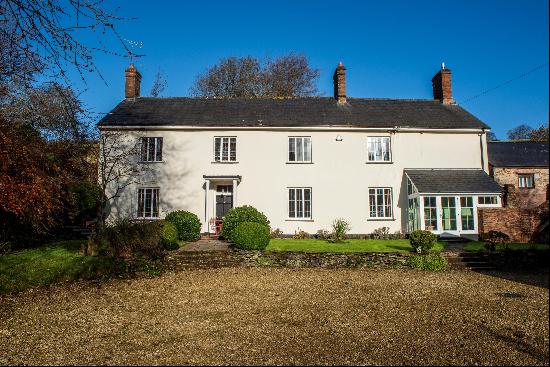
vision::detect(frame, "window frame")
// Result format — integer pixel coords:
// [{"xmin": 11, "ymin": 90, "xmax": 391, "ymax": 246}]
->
[
  {"xmin": 287, "ymin": 187, "xmax": 312, "ymax": 220},
  {"xmin": 477, "ymin": 195, "xmax": 500, "ymax": 206},
  {"xmin": 213, "ymin": 136, "xmax": 237, "ymax": 163},
  {"xmin": 136, "ymin": 187, "xmax": 160, "ymax": 219},
  {"xmin": 366, "ymin": 136, "xmax": 392, "ymax": 163},
  {"xmin": 368, "ymin": 187, "xmax": 393, "ymax": 220},
  {"xmin": 140, "ymin": 137, "xmax": 163, "ymax": 162},
  {"xmin": 518, "ymin": 174, "xmax": 535, "ymax": 189},
  {"xmin": 287, "ymin": 136, "xmax": 312, "ymax": 163}
]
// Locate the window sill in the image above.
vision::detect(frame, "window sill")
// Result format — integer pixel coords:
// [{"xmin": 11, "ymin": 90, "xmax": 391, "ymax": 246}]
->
[
  {"xmin": 366, "ymin": 161, "xmax": 393, "ymax": 164},
  {"xmin": 367, "ymin": 218, "xmax": 396, "ymax": 221},
  {"xmin": 139, "ymin": 161, "xmax": 165, "ymax": 164},
  {"xmin": 286, "ymin": 162, "xmax": 314, "ymax": 164},
  {"xmin": 285, "ymin": 218, "xmax": 314, "ymax": 222},
  {"xmin": 211, "ymin": 161, "xmax": 239, "ymax": 164}
]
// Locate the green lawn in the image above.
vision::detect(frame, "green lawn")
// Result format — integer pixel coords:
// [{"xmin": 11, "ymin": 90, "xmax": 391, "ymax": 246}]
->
[
  {"xmin": 464, "ymin": 241, "xmax": 549, "ymax": 253},
  {"xmin": 266, "ymin": 238, "xmax": 445, "ymax": 253},
  {"xmin": 0, "ymin": 240, "xmax": 115, "ymax": 294}
]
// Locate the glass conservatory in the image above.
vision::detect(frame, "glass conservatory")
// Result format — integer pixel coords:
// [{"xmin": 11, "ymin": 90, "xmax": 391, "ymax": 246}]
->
[{"xmin": 405, "ymin": 169, "xmax": 502, "ymax": 237}]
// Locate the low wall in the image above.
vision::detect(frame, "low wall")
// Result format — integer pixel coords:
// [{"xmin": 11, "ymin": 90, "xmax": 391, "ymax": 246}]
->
[{"xmin": 478, "ymin": 203, "xmax": 549, "ymax": 243}]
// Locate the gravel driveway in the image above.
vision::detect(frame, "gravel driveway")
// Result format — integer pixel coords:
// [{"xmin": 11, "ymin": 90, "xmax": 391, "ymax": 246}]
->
[{"xmin": 0, "ymin": 268, "xmax": 548, "ymax": 365}]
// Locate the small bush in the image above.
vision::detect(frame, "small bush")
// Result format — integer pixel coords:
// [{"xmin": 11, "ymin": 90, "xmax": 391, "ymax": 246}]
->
[
  {"xmin": 406, "ymin": 255, "xmax": 448, "ymax": 271},
  {"xmin": 331, "ymin": 218, "xmax": 351, "ymax": 242},
  {"xmin": 292, "ymin": 229, "xmax": 310, "ymax": 239},
  {"xmin": 220, "ymin": 205, "xmax": 270, "ymax": 241},
  {"xmin": 270, "ymin": 228, "xmax": 284, "ymax": 239},
  {"xmin": 315, "ymin": 229, "xmax": 332, "ymax": 240},
  {"xmin": 372, "ymin": 226, "xmax": 390, "ymax": 240},
  {"xmin": 165, "ymin": 210, "xmax": 201, "ymax": 241},
  {"xmin": 160, "ymin": 221, "xmax": 179, "ymax": 250},
  {"xmin": 480, "ymin": 230, "xmax": 510, "ymax": 252},
  {"xmin": 409, "ymin": 230, "xmax": 438, "ymax": 253},
  {"xmin": 231, "ymin": 222, "xmax": 271, "ymax": 250},
  {"xmin": 96, "ymin": 218, "xmax": 164, "ymax": 259}
]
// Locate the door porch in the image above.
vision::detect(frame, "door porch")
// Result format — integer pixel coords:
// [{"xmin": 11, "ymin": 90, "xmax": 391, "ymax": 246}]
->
[{"xmin": 203, "ymin": 175, "xmax": 241, "ymax": 235}]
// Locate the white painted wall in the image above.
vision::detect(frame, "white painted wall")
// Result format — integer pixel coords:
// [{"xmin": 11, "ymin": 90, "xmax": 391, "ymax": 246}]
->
[{"xmin": 102, "ymin": 127, "xmax": 488, "ymax": 235}]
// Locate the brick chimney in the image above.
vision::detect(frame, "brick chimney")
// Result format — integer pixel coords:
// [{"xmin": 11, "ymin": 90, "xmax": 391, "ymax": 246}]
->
[
  {"xmin": 333, "ymin": 62, "xmax": 347, "ymax": 104},
  {"xmin": 125, "ymin": 64, "xmax": 142, "ymax": 99},
  {"xmin": 432, "ymin": 63, "xmax": 454, "ymax": 104}
]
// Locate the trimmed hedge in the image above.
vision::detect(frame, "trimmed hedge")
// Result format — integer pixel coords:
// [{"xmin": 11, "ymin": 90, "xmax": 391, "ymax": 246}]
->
[
  {"xmin": 220, "ymin": 205, "xmax": 270, "ymax": 241},
  {"xmin": 160, "ymin": 221, "xmax": 179, "ymax": 250},
  {"xmin": 409, "ymin": 230, "xmax": 438, "ymax": 253},
  {"xmin": 165, "ymin": 210, "xmax": 201, "ymax": 241},
  {"xmin": 406, "ymin": 254, "xmax": 448, "ymax": 271},
  {"xmin": 231, "ymin": 222, "xmax": 271, "ymax": 250}
]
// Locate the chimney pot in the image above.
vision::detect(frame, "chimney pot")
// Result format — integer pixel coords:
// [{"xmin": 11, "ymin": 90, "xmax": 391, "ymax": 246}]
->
[
  {"xmin": 432, "ymin": 64, "xmax": 454, "ymax": 104},
  {"xmin": 125, "ymin": 64, "xmax": 142, "ymax": 99},
  {"xmin": 333, "ymin": 62, "xmax": 347, "ymax": 104}
]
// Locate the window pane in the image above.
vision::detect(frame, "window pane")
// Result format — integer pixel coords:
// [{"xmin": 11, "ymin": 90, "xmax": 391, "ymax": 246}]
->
[
  {"xmin": 214, "ymin": 138, "xmax": 221, "ymax": 161},
  {"xmin": 230, "ymin": 138, "xmax": 236, "ymax": 161},
  {"xmin": 155, "ymin": 138, "xmax": 163, "ymax": 161},
  {"xmin": 304, "ymin": 189, "xmax": 311, "ymax": 218},
  {"xmin": 289, "ymin": 138, "xmax": 295, "ymax": 161},
  {"xmin": 222, "ymin": 138, "xmax": 229, "ymax": 161},
  {"xmin": 296, "ymin": 138, "xmax": 303, "ymax": 162},
  {"xmin": 304, "ymin": 138, "xmax": 311, "ymax": 162},
  {"xmin": 148, "ymin": 139, "xmax": 155, "ymax": 162},
  {"xmin": 140, "ymin": 138, "xmax": 148, "ymax": 161},
  {"xmin": 152, "ymin": 189, "xmax": 159, "ymax": 217},
  {"xmin": 383, "ymin": 138, "xmax": 390, "ymax": 161},
  {"xmin": 138, "ymin": 189, "xmax": 144, "ymax": 217},
  {"xmin": 297, "ymin": 189, "xmax": 303, "ymax": 217},
  {"xmin": 144, "ymin": 189, "xmax": 152, "ymax": 217},
  {"xmin": 289, "ymin": 189, "xmax": 295, "ymax": 218}
]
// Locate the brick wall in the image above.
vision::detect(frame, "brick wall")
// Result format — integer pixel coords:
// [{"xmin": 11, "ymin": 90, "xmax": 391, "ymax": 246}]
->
[
  {"xmin": 478, "ymin": 202, "xmax": 549, "ymax": 243},
  {"xmin": 491, "ymin": 167, "xmax": 549, "ymax": 209}
]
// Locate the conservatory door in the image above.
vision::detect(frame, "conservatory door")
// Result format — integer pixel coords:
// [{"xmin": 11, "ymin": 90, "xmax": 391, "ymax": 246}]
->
[{"xmin": 441, "ymin": 196, "xmax": 459, "ymax": 235}]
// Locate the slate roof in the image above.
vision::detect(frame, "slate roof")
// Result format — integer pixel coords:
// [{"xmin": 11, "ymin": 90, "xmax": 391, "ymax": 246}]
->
[
  {"xmin": 405, "ymin": 169, "xmax": 502, "ymax": 194},
  {"xmin": 98, "ymin": 97, "xmax": 489, "ymax": 129},
  {"xmin": 488, "ymin": 141, "xmax": 549, "ymax": 167}
]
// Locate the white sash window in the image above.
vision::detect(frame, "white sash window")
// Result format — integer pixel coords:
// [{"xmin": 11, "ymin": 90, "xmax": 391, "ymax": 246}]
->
[
  {"xmin": 367, "ymin": 137, "xmax": 391, "ymax": 162},
  {"xmin": 369, "ymin": 187, "xmax": 393, "ymax": 219},
  {"xmin": 288, "ymin": 188, "xmax": 312, "ymax": 219},
  {"xmin": 214, "ymin": 137, "xmax": 237, "ymax": 162},
  {"xmin": 137, "ymin": 188, "xmax": 160, "ymax": 218},
  {"xmin": 288, "ymin": 137, "xmax": 312, "ymax": 163},
  {"xmin": 140, "ymin": 137, "xmax": 163, "ymax": 162}
]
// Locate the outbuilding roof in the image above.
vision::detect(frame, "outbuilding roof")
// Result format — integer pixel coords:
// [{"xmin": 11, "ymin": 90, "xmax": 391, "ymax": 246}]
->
[
  {"xmin": 405, "ymin": 169, "xmax": 502, "ymax": 194},
  {"xmin": 98, "ymin": 97, "xmax": 489, "ymax": 130},
  {"xmin": 488, "ymin": 141, "xmax": 549, "ymax": 167}
]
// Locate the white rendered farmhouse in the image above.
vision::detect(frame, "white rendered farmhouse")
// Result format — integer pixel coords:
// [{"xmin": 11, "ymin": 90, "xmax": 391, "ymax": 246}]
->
[{"xmin": 98, "ymin": 63, "xmax": 502, "ymax": 238}]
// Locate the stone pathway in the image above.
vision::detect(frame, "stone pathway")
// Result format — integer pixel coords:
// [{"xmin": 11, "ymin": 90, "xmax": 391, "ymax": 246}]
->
[{"xmin": 176, "ymin": 239, "xmax": 229, "ymax": 252}]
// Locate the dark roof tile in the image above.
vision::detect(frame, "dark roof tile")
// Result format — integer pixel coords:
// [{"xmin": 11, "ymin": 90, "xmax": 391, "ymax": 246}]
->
[
  {"xmin": 488, "ymin": 141, "xmax": 549, "ymax": 167},
  {"xmin": 98, "ymin": 97, "xmax": 489, "ymax": 129},
  {"xmin": 405, "ymin": 169, "xmax": 502, "ymax": 194}
]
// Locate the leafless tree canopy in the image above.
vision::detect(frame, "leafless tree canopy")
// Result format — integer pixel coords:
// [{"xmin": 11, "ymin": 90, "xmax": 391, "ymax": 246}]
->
[
  {"xmin": 264, "ymin": 54, "xmax": 320, "ymax": 97},
  {"xmin": 190, "ymin": 54, "xmax": 320, "ymax": 98},
  {"xmin": 149, "ymin": 69, "xmax": 167, "ymax": 97},
  {"xmin": 0, "ymin": 0, "xmax": 138, "ymax": 85},
  {"xmin": 0, "ymin": 82, "xmax": 91, "ymax": 140}
]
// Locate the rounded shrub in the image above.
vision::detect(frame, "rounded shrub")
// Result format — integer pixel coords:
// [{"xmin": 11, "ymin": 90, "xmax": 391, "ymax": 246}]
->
[
  {"xmin": 160, "ymin": 220, "xmax": 179, "ymax": 250},
  {"xmin": 220, "ymin": 205, "xmax": 270, "ymax": 241},
  {"xmin": 406, "ymin": 254, "xmax": 448, "ymax": 271},
  {"xmin": 231, "ymin": 222, "xmax": 271, "ymax": 250},
  {"xmin": 409, "ymin": 230, "xmax": 438, "ymax": 253},
  {"xmin": 165, "ymin": 210, "xmax": 201, "ymax": 241}
]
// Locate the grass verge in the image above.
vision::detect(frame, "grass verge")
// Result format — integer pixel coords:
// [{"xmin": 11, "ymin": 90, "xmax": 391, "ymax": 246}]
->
[
  {"xmin": 0, "ymin": 240, "xmax": 115, "ymax": 294},
  {"xmin": 266, "ymin": 238, "xmax": 445, "ymax": 253}
]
